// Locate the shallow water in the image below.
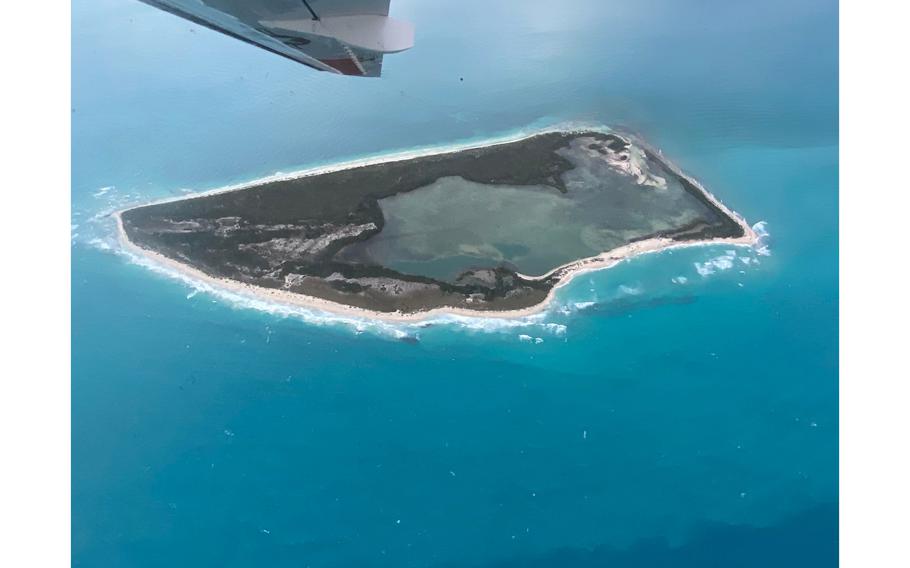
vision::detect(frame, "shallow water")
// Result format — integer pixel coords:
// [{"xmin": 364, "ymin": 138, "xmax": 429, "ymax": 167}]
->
[
  {"xmin": 72, "ymin": 0, "xmax": 838, "ymax": 566},
  {"xmin": 340, "ymin": 136, "xmax": 719, "ymax": 280}
]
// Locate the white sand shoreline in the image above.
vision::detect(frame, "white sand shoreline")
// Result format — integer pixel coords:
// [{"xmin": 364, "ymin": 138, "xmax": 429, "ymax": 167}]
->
[
  {"xmin": 130, "ymin": 123, "xmax": 611, "ymax": 209},
  {"xmin": 114, "ymin": 126, "xmax": 758, "ymax": 323}
]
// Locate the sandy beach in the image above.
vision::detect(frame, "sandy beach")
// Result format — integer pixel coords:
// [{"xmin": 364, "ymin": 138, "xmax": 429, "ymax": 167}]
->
[
  {"xmin": 115, "ymin": 218, "xmax": 756, "ymax": 325},
  {"xmin": 129, "ymin": 124, "xmax": 609, "ymax": 209}
]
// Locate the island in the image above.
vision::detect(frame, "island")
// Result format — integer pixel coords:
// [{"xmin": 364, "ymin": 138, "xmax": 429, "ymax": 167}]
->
[{"xmin": 117, "ymin": 129, "xmax": 756, "ymax": 320}]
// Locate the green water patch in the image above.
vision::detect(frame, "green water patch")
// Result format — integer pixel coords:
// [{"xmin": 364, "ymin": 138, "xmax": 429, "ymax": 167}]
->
[{"xmin": 339, "ymin": 137, "xmax": 720, "ymax": 281}]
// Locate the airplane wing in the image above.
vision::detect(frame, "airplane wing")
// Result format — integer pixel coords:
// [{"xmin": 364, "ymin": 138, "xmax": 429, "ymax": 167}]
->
[{"xmin": 138, "ymin": 1, "xmax": 414, "ymax": 77}]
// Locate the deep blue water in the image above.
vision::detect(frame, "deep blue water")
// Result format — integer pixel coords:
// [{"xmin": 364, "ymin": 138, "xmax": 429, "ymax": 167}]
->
[{"xmin": 72, "ymin": 0, "xmax": 838, "ymax": 566}]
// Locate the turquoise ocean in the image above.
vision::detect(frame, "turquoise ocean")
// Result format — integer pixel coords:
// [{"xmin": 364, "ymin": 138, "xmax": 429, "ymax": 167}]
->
[{"xmin": 72, "ymin": 0, "xmax": 838, "ymax": 566}]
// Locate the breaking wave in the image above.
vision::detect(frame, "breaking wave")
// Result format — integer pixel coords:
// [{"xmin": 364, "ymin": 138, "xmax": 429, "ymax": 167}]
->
[
  {"xmin": 73, "ymin": 129, "xmax": 770, "ymax": 341},
  {"xmin": 692, "ymin": 223, "xmax": 770, "ymax": 279},
  {"xmin": 106, "ymin": 235, "xmax": 571, "ymax": 341},
  {"xmin": 752, "ymin": 221, "xmax": 772, "ymax": 256}
]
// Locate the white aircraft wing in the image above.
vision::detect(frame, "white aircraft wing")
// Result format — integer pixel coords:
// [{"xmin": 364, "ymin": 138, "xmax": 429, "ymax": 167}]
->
[{"xmin": 138, "ymin": 0, "xmax": 414, "ymax": 77}]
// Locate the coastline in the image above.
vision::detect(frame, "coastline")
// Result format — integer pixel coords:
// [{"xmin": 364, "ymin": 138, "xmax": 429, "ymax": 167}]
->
[
  {"xmin": 116, "ymin": 213, "xmax": 755, "ymax": 323},
  {"xmin": 126, "ymin": 124, "xmax": 610, "ymax": 210},
  {"xmin": 115, "ymin": 126, "xmax": 758, "ymax": 323}
]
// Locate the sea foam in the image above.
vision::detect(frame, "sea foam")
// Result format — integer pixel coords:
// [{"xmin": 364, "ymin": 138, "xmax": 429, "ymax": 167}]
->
[
  {"xmin": 752, "ymin": 221, "xmax": 772, "ymax": 256},
  {"xmin": 78, "ymin": 123, "xmax": 761, "ymax": 340},
  {"xmin": 114, "ymin": 235, "xmax": 572, "ymax": 341}
]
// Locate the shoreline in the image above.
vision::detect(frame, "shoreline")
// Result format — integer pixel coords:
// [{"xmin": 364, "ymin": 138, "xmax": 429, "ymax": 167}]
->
[
  {"xmin": 123, "ymin": 122, "xmax": 610, "ymax": 210},
  {"xmin": 115, "ymin": 213, "xmax": 755, "ymax": 323},
  {"xmin": 115, "ymin": 125, "xmax": 758, "ymax": 323}
]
